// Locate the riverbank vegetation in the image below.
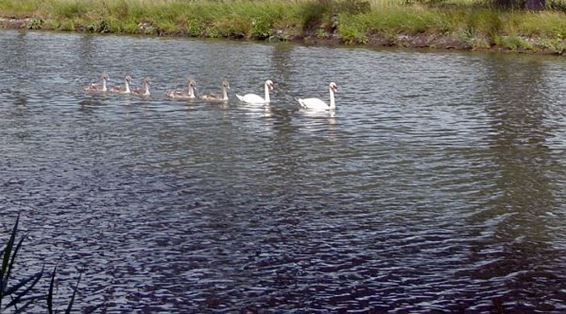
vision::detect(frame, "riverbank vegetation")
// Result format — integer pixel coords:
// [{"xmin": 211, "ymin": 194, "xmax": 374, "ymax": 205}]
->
[
  {"xmin": 1, "ymin": 215, "xmax": 83, "ymax": 312},
  {"xmin": 3, "ymin": 0, "xmax": 566, "ymax": 53}
]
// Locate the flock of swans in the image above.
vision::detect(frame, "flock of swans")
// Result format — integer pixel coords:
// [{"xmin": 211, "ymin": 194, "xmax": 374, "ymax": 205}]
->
[{"xmin": 84, "ymin": 74, "xmax": 339, "ymax": 111}]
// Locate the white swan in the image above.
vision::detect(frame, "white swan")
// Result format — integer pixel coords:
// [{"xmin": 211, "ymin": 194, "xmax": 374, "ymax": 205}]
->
[
  {"xmin": 201, "ymin": 80, "xmax": 230, "ymax": 103},
  {"xmin": 236, "ymin": 80, "xmax": 274, "ymax": 104},
  {"xmin": 132, "ymin": 77, "xmax": 151, "ymax": 97},
  {"xmin": 110, "ymin": 75, "xmax": 132, "ymax": 94},
  {"xmin": 298, "ymin": 82, "xmax": 338, "ymax": 111},
  {"xmin": 166, "ymin": 79, "xmax": 196, "ymax": 100},
  {"xmin": 84, "ymin": 73, "xmax": 109, "ymax": 93}
]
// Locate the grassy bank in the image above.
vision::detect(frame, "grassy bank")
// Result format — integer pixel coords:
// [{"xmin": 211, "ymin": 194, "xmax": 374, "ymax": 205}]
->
[{"xmin": 3, "ymin": 0, "xmax": 566, "ymax": 53}]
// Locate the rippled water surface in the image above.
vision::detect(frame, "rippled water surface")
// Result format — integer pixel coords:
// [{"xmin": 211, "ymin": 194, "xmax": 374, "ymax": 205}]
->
[{"xmin": 1, "ymin": 30, "xmax": 565, "ymax": 312}]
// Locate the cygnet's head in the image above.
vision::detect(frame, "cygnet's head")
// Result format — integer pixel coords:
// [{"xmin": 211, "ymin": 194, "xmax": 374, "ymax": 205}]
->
[{"xmin": 222, "ymin": 80, "xmax": 230, "ymax": 89}]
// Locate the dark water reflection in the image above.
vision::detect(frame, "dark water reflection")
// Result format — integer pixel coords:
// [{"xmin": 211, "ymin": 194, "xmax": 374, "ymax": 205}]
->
[{"xmin": 0, "ymin": 30, "xmax": 565, "ymax": 312}]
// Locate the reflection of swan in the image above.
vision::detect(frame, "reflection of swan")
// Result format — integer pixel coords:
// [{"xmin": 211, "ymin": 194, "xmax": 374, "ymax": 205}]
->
[
  {"xmin": 166, "ymin": 79, "xmax": 196, "ymax": 100},
  {"xmin": 298, "ymin": 82, "xmax": 338, "ymax": 111},
  {"xmin": 236, "ymin": 80, "xmax": 274, "ymax": 104},
  {"xmin": 84, "ymin": 73, "xmax": 109, "ymax": 92},
  {"xmin": 111, "ymin": 75, "xmax": 132, "ymax": 94},
  {"xmin": 132, "ymin": 77, "xmax": 151, "ymax": 97},
  {"xmin": 201, "ymin": 80, "xmax": 230, "ymax": 103}
]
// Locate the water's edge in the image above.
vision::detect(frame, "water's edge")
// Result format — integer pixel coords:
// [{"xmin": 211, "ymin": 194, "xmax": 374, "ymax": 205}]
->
[{"xmin": 1, "ymin": 16, "xmax": 565, "ymax": 56}]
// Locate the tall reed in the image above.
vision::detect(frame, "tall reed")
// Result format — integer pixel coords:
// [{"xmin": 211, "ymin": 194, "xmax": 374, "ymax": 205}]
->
[{"xmin": 0, "ymin": 214, "xmax": 83, "ymax": 313}]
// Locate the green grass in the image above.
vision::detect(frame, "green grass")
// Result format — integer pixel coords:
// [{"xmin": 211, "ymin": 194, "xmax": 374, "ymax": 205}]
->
[{"xmin": 3, "ymin": 0, "xmax": 566, "ymax": 52}]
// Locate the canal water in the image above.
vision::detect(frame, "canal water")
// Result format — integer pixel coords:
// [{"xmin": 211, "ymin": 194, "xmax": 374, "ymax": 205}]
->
[{"xmin": 0, "ymin": 30, "xmax": 565, "ymax": 312}]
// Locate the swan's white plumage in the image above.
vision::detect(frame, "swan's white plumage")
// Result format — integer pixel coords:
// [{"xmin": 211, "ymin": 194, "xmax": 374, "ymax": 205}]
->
[
  {"xmin": 236, "ymin": 80, "xmax": 273, "ymax": 104},
  {"xmin": 298, "ymin": 98, "xmax": 329, "ymax": 110},
  {"xmin": 236, "ymin": 93, "xmax": 266, "ymax": 104},
  {"xmin": 298, "ymin": 82, "xmax": 338, "ymax": 111}
]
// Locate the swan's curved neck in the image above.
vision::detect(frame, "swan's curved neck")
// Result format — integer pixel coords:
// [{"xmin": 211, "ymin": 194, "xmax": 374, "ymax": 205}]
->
[
  {"xmin": 188, "ymin": 85, "xmax": 195, "ymax": 97},
  {"xmin": 102, "ymin": 79, "xmax": 107, "ymax": 92},
  {"xmin": 144, "ymin": 82, "xmax": 150, "ymax": 95},
  {"xmin": 329, "ymin": 88, "xmax": 336, "ymax": 109},
  {"xmin": 264, "ymin": 83, "xmax": 270, "ymax": 103},
  {"xmin": 125, "ymin": 79, "xmax": 130, "ymax": 93},
  {"xmin": 222, "ymin": 87, "xmax": 228, "ymax": 100}
]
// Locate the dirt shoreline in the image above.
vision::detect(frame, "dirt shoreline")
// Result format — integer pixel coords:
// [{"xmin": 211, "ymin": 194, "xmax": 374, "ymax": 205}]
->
[
  {"xmin": 0, "ymin": 17, "xmax": 32, "ymax": 29},
  {"xmin": 2, "ymin": 16, "xmax": 564, "ymax": 56}
]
